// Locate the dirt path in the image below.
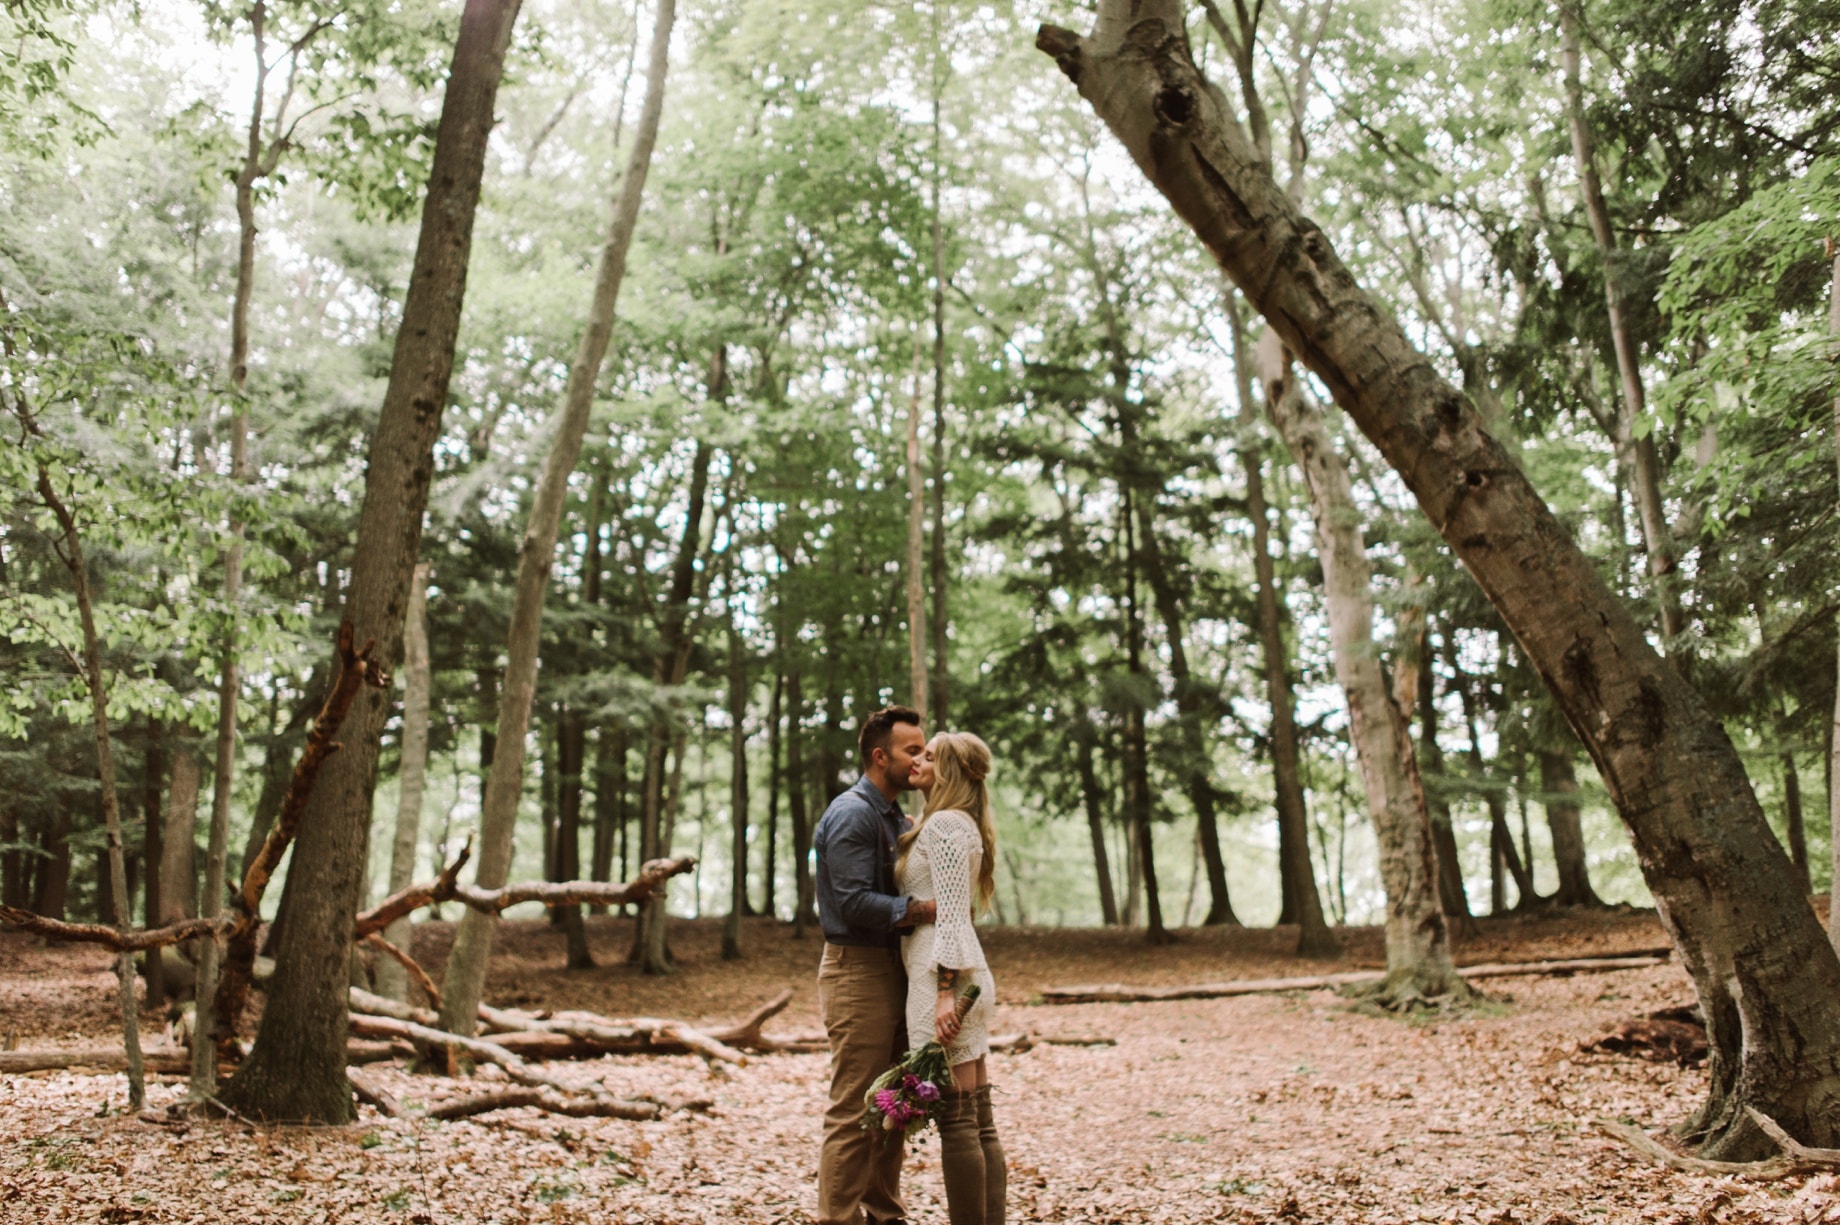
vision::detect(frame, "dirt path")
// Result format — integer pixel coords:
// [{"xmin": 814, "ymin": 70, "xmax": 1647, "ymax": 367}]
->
[{"xmin": 2, "ymin": 912, "xmax": 1831, "ymax": 1223}]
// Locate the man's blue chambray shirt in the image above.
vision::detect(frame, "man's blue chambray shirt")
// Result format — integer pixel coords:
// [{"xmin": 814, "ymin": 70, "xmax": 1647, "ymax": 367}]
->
[{"xmin": 814, "ymin": 775, "xmax": 912, "ymax": 949}]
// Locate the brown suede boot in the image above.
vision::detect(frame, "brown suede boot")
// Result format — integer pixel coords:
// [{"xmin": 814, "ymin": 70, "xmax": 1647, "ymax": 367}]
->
[
  {"xmin": 935, "ymin": 1088, "xmax": 987, "ymax": 1225},
  {"xmin": 974, "ymin": 1085, "xmax": 1006, "ymax": 1225}
]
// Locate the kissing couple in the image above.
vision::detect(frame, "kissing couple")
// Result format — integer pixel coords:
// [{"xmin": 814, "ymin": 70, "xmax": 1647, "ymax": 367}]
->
[{"xmin": 811, "ymin": 705, "xmax": 1006, "ymax": 1225}]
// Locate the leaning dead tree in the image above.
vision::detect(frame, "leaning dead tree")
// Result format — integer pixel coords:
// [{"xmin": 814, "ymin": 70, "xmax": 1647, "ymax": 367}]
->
[{"xmin": 1036, "ymin": 1, "xmax": 1840, "ymax": 1160}]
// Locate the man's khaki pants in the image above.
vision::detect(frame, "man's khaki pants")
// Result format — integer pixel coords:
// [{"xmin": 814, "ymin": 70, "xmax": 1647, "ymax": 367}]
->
[{"xmin": 818, "ymin": 943, "xmax": 908, "ymax": 1225}]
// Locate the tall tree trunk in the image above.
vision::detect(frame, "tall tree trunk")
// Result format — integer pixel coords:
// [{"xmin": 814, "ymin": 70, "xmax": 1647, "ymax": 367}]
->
[
  {"xmin": 906, "ymin": 341, "xmax": 930, "ymax": 719},
  {"xmin": 1416, "ymin": 651, "xmax": 1475, "ymax": 929},
  {"xmin": 192, "ymin": 0, "xmax": 270, "ymax": 1107},
  {"xmin": 764, "ymin": 669, "xmax": 781, "ymax": 918},
  {"xmin": 33, "ymin": 813, "xmax": 71, "ymax": 921},
  {"xmin": 160, "ymin": 749, "xmax": 201, "ymax": 925},
  {"xmin": 1457, "ymin": 669, "xmax": 1537, "ymax": 908},
  {"xmin": 376, "ymin": 565, "xmax": 432, "ymax": 1002},
  {"xmin": 220, "ymin": 0, "xmax": 526, "ymax": 1123},
  {"xmin": 1134, "ymin": 498, "xmax": 1238, "ymax": 927},
  {"xmin": 1120, "ymin": 488, "xmax": 1171, "ymax": 945},
  {"xmin": 1829, "ymin": 239, "xmax": 1840, "ymax": 955},
  {"xmin": 1781, "ymin": 752, "xmax": 1810, "ymax": 894},
  {"xmin": 1225, "ymin": 296, "xmax": 1324, "ymax": 941},
  {"xmin": 723, "ymin": 620, "xmax": 749, "ymax": 961},
  {"xmin": 634, "ymin": 437, "xmax": 713, "ymax": 973},
  {"xmin": 439, "ymin": 0, "xmax": 673, "ymax": 1031},
  {"xmin": 1539, "ymin": 746, "xmax": 1604, "ymax": 907},
  {"xmin": 555, "ymin": 705, "xmax": 592, "ymax": 967},
  {"xmin": 591, "ymin": 726, "xmax": 626, "ymax": 898},
  {"xmin": 1559, "ymin": 6, "xmax": 1683, "ymax": 642},
  {"xmin": 787, "ymin": 666, "xmax": 813, "ymax": 937},
  {"xmin": 1256, "ymin": 335, "xmax": 1462, "ymax": 1001},
  {"xmin": 928, "ymin": 68, "xmax": 950, "ymax": 729},
  {"xmin": 1038, "ymin": 7, "xmax": 1840, "ymax": 1152},
  {"xmin": 0, "ymin": 808, "xmax": 21, "ymax": 911},
  {"xmin": 35, "ymin": 470, "xmax": 144, "ymax": 1107},
  {"xmin": 1075, "ymin": 719, "xmax": 1120, "ymax": 926},
  {"xmin": 138, "ymin": 719, "xmax": 166, "ymax": 1004}
]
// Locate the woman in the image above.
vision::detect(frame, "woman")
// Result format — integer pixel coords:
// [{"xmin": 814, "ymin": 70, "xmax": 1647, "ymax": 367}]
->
[{"xmin": 897, "ymin": 731, "xmax": 1006, "ymax": 1225}]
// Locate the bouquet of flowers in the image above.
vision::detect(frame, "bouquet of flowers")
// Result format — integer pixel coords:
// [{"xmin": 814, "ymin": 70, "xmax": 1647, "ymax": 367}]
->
[{"xmin": 861, "ymin": 985, "xmax": 980, "ymax": 1143}]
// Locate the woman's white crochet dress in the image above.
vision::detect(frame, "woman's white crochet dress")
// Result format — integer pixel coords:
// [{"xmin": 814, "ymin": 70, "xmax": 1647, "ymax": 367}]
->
[{"xmin": 898, "ymin": 809, "xmax": 996, "ymax": 1064}]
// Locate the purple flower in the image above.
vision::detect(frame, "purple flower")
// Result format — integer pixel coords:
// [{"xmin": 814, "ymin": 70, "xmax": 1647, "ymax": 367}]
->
[{"xmin": 915, "ymin": 1081, "xmax": 940, "ymax": 1103}]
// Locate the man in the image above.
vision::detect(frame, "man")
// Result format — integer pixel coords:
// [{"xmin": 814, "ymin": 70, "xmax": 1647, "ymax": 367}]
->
[{"xmin": 814, "ymin": 705, "xmax": 934, "ymax": 1225}]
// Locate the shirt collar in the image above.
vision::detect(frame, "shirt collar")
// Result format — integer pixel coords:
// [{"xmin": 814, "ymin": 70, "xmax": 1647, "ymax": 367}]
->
[{"xmin": 850, "ymin": 774, "xmax": 897, "ymax": 819}]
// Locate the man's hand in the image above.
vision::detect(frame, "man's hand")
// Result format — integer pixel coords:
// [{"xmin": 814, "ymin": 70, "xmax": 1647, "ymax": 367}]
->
[{"xmin": 899, "ymin": 898, "xmax": 936, "ymax": 928}]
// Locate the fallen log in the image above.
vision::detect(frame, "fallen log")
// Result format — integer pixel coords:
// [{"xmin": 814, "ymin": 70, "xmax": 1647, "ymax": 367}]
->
[
  {"xmin": 347, "ymin": 1067, "xmax": 402, "ymax": 1118},
  {"xmin": 989, "ymin": 1032, "xmax": 1116, "ymax": 1053},
  {"xmin": 0, "ymin": 1041, "xmax": 398, "ymax": 1075},
  {"xmin": 424, "ymin": 1087, "xmax": 661, "ymax": 1122},
  {"xmin": 1042, "ymin": 954, "xmax": 1670, "ymax": 1004},
  {"xmin": 0, "ymin": 1047, "xmax": 193, "ymax": 1074}
]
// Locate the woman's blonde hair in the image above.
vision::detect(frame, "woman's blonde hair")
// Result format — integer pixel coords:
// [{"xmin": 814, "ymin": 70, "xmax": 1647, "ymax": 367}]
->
[{"xmin": 897, "ymin": 732, "xmax": 998, "ymax": 916}]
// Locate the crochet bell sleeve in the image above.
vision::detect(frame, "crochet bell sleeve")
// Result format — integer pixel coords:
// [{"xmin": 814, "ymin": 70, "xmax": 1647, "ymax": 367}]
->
[{"xmin": 925, "ymin": 810, "xmax": 988, "ymax": 973}]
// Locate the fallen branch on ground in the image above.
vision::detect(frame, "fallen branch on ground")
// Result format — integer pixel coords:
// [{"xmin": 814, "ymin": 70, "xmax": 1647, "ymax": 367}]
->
[
  {"xmin": 989, "ymin": 1032, "xmax": 1116, "ymax": 1053},
  {"xmin": 0, "ymin": 1047, "xmax": 193, "ymax": 1074},
  {"xmin": 1042, "ymin": 953, "xmax": 1669, "ymax": 1004},
  {"xmin": 423, "ymin": 1087, "xmax": 662, "ymax": 1122},
  {"xmin": 347, "ymin": 1068, "xmax": 401, "ymax": 1118},
  {"xmin": 0, "ymin": 1041, "xmax": 398, "ymax": 1075}
]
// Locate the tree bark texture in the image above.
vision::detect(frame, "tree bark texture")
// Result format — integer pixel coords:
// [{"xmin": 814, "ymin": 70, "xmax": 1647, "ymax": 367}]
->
[
  {"xmin": 1037, "ymin": 4, "xmax": 1840, "ymax": 1154},
  {"xmin": 159, "ymin": 748, "xmax": 201, "ymax": 924},
  {"xmin": 1256, "ymin": 338, "xmax": 1459, "ymax": 998},
  {"xmin": 1830, "ymin": 242, "xmax": 1840, "ymax": 955},
  {"xmin": 377, "ymin": 564, "xmax": 432, "ymax": 1002},
  {"xmin": 441, "ymin": 0, "xmax": 672, "ymax": 1031},
  {"xmin": 220, "ymin": 0, "xmax": 525, "ymax": 1124}
]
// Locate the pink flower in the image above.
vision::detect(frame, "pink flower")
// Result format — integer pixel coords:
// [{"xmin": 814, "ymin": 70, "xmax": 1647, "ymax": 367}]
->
[{"xmin": 874, "ymin": 1089, "xmax": 899, "ymax": 1115}]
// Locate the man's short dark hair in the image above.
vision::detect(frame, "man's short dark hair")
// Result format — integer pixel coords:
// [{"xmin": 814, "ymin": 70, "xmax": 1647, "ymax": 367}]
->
[{"xmin": 859, "ymin": 705, "xmax": 922, "ymax": 765}]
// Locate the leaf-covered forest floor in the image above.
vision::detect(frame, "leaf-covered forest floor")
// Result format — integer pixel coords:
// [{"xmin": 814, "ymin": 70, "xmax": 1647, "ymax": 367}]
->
[{"xmin": 5, "ymin": 908, "xmax": 1837, "ymax": 1224}]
